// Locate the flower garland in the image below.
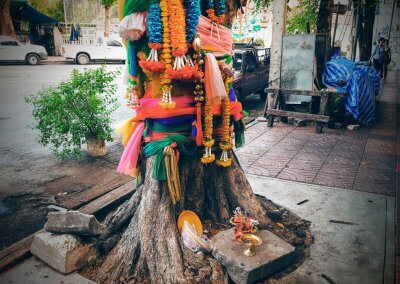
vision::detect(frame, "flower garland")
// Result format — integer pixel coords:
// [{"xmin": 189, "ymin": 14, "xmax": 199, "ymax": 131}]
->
[
  {"xmin": 165, "ymin": 0, "xmax": 194, "ymax": 81},
  {"xmin": 206, "ymin": 0, "xmax": 226, "ymax": 24},
  {"xmin": 201, "ymin": 102, "xmax": 215, "ymax": 164},
  {"xmin": 159, "ymin": 0, "xmax": 175, "ymax": 109},
  {"xmin": 216, "ymin": 73, "xmax": 233, "ymax": 167},
  {"xmin": 139, "ymin": 1, "xmax": 165, "ymax": 72},
  {"xmin": 185, "ymin": 0, "xmax": 200, "ymax": 44}
]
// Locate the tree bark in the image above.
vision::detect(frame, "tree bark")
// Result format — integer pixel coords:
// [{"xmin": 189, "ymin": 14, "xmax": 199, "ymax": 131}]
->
[
  {"xmin": 0, "ymin": 0, "xmax": 16, "ymax": 36},
  {"xmin": 85, "ymin": 150, "xmax": 311, "ymax": 283},
  {"xmin": 316, "ymin": 0, "xmax": 333, "ymax": 59},
  {"xmin": 357, "ymin": 0, "xmax": 376, "ymax": 61},
  {"xmin": 82, "ymin": 5, "xmax": 312, "ymax": 283},
  {"xmin": 104, "ymin": 6, "xmax": 111, "ymax": 37}
]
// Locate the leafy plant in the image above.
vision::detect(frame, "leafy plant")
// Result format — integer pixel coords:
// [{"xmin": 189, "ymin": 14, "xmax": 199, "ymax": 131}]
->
[
  {"xmin": 254, "ymin": 38, "xmax": 265, "ymax": 47},
  {"xmin": 26, "ymin": 66, "xmax": 120, "ymax": 159},
  {"xmin": 286, "ymin": 0, "xmax": 319, "ymax": 35}
]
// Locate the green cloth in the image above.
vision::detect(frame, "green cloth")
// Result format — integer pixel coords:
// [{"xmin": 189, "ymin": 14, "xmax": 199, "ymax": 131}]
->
[
  {"xmin": 142, "ymin": 134, "xmax": 196, "ymax": 181},
  {"xmin": 123, "ymin": 0, "xmax": 151, "ymax": 16},
  {"xmin": 234, "ymin": 120, "xmax": 245, "ymax": 148}
]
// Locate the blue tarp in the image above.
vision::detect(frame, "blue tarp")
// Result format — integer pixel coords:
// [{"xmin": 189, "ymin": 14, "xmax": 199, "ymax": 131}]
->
[{"xmin": 322, "ymin": 57, "xmax": 380, "ymax": 126}]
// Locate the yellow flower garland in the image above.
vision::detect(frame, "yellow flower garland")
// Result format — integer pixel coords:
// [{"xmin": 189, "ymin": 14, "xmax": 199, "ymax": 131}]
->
[{"xmin": 216, "ymin": 74, "xmax": 232, "ymax": 167}]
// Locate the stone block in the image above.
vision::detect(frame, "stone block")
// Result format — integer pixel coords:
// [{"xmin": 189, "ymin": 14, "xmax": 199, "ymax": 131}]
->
[
  {"xmin": 212, "ymin": 228, "xmax": 296, "ymax": 284},
  {"xmin": 30, "ymin": 231, "xmax": 97, "ymax": 274},
  {"xmin": 44, "ymin": 211, "xmax": 106, "ymax": 236}
]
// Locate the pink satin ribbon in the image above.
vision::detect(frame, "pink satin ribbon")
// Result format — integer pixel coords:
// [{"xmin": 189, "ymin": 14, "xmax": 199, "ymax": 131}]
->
[{"xmin": 117, "ymin": 122, "xmax": 145, "ymax": 176}]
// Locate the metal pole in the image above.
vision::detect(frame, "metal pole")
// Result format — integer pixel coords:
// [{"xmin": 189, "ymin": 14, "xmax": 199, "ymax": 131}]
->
[
  {"xmin": 352, "ymin": 0, "xmax": 361, "ymax": 60},
  {"xmin": 331, "ymin": 2, "xmax": 340, "ymax": 52},
  {"xmin": 388, "ymin": 0, "xmax": 396, "ymax": 42}
]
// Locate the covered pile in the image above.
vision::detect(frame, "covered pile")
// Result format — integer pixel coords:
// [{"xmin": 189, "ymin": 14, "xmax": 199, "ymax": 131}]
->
[{"xmin": 322, "ymin": 57, "xmax": 380, "ymax": 126}]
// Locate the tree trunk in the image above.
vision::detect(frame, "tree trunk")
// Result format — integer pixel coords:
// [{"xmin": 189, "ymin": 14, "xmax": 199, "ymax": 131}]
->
[
  {"xmin": 82, "ymin": 5, "xmax": 312, "ymax": 283},
  {"xmin": 0, "ymin": 0, "xmax": 16, "ymax": 36},
  {"xmin": 357, "ymin": 0, "xmax": 376, "ymax": 61},
  {"xmin": 104, "ymin": 6, "xmax": 111, "ymax": 37},
  {"xmin": 316, "ymin": 0, "xmax": 333, "ymax": 59},
  {"xmin": 83, "ymin": 150, "xmax": 311, "ymax": 283}
]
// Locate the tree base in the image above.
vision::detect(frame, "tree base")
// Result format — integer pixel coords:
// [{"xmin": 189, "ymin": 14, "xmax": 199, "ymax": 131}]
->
[{"xmin": 80, "ymin": 151, "xmax": 313, "ymax": 283}]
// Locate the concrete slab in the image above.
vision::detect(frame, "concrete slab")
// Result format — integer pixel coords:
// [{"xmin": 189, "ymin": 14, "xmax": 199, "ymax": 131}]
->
[
  {"xmin": 247, "ymin": 175, "xmax": 395, "ymax": 284},
  {"xmin": 212, "ymin": 228, "xmax": 296, "ymax": 284},
  {"xmin": 0, "ymin": 257, "xmax": 95, "ymax": 284},
  {"xmin": 31, "ymin": 232, "xmax": 97, "ymax": 274}
]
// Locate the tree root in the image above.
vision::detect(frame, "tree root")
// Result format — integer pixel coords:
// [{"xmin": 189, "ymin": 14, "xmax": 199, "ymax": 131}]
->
[{"xmin": 88, "ymin": 151, "xmax": 311, "ymax": 283}]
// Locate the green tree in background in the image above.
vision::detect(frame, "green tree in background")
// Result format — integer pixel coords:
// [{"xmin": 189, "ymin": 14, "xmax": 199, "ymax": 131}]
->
[
  {"xmin": 286, "ymin": 0, "xmax": 319, "ymax": 34},
  {"xmin": 29, "ymin": 0, "xmax": 65, "ymax": 21},
  {"xmin": 101, "ymin": 0, "xmax": 117, "ymax": 37}
]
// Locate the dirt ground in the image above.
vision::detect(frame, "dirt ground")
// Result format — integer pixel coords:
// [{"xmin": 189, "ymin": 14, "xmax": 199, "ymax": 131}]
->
[{"xmin": 0, "ymin": 144, "xmax": 124, "ymax": 250}]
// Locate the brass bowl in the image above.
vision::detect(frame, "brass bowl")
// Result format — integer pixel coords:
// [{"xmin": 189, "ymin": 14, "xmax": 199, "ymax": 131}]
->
[{"xmin": 241, "ymin": 234, "xmax": 262, "ymax": 247}]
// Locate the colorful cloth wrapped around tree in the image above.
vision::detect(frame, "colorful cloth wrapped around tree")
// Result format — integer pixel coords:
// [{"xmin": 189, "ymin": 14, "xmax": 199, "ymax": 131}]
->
[{"xmin": 116, "ymin": 0, "xmax": 245, "ymax": 203}]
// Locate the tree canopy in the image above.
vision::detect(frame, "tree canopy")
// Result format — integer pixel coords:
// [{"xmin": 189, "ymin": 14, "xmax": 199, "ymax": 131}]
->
[
  {"xmin": 101, "ymin": 0, "xmax": 117, "ymax": 9},
  {"xmin": 29, "ymin": 0, "xmax": 65, "ymax": 21},
  {"xmin": 286, "ymin": 0, "xmax": 319, "ymax": 34}
]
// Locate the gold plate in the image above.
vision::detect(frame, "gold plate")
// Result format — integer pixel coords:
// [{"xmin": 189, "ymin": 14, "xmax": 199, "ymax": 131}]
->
[
  {"xmin": 177, "ymin": 210, "xmax": 203, "ymax": 235},
  {"xmin": 241, "ymin": 234, "xmax": 263, "ymax": 246}
]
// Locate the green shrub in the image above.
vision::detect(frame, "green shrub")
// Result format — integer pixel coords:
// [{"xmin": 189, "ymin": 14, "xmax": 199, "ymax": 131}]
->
[{"xmin": 26, "ymin": 66, "xmax": 120, "ymax": 159}]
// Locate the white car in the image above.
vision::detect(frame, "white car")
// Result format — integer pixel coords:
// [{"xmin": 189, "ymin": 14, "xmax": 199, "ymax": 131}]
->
[
  {"xmin": 0, "ymin": 36, "xmax": 48, "ymax": 65},
  {"xmin": 62, "ymin": 38, "xmax": 126, "ymax": 65}
]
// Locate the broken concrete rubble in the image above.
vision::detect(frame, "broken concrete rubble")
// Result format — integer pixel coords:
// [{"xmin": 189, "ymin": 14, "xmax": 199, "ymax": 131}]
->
[
  {"xmin": 44, "ymin": 211, "xmax": 106, "ymax": 236},
  {"xmin": 30, "ymin": 231, "xmax": 97, "ymax": 274}
]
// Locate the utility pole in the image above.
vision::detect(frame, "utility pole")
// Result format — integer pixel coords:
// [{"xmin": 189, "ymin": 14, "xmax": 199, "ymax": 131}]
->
[{"xmin": 268, "ymin": 0, "xmax": 287, "ymax": 90}]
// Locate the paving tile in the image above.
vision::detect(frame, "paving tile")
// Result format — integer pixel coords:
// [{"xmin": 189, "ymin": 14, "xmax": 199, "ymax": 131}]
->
[
  {"xmin": 313, "ymin": 173, "xmax": 355, "ymax": 189},
  {"xmin": 236, "ymin": 152, "xmax": 260, "ymax": 167}
]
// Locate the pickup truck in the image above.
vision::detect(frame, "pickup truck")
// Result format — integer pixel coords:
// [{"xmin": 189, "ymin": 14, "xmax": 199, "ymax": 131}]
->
[
  {"xmin": 233, "ymin": 45, "xmax": 270, "ymax": 101},
  {"xmin": 0, "ymin": 35, "xmax": 48, "ymax": 65},
  {"xmin": 62, "ymin": 38, "xmax": 126, "ymax": 65}
]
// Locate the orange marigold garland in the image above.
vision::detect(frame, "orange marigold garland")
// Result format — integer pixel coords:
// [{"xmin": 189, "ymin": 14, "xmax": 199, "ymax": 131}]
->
[
  {"xmin": 159, "ymin": 0, "xmax": 175, "ymax": 109},
  {"xmin": 165, "ymin": 0, "xmax": 195, "ymax": 80}
]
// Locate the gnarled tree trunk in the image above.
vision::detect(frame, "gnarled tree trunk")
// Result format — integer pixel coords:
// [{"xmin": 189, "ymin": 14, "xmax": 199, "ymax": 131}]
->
[
  {"xmin": 83, "ymin": 5, "xmax": 311, "ymax": 283},
  {"xmin": 85, "ymin": 151, "xmax": 310, "ymax": 283}
]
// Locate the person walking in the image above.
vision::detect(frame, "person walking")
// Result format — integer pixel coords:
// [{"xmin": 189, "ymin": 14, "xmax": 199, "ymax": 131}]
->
[
  {"xmin": 370, "ymin": 37, "xmax": 385, "ymax": 78},
  {"xmin": 381, "ymin": 39, "xmax": 391, "ymax": 80}
]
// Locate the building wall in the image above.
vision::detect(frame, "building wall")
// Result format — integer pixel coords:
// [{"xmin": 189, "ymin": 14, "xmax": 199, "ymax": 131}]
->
[
  {"xmin": 374, "ymin": 0, "xmax": 400, "ymax": 70},
  {"xmin": 331, "ymin": 0, "xmax": 400, "ymax": 69}
]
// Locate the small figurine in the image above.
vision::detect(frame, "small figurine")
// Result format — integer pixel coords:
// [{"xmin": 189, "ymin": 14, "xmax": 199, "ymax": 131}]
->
[{"xmin": 230, "ymin": 207, "xmax": 259, "ymax": 241}]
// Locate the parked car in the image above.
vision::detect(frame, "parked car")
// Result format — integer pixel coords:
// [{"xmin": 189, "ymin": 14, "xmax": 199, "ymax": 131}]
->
[
  {"xmin": 62, "ymin": 38, "xmax": 126, "ymax": 65},
  {"xmin": 0, "ymin": 36, "xmax": 48, "ymax": 65},
  {"xmin": 233, "ymin": 44, "xmax": 270, "ymax": 101}
]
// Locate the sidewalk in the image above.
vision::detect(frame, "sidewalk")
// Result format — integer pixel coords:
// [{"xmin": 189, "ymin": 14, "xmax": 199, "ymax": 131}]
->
[
  {"xmin": 235, "ymin": 70, "xmax": 399, "ymax": 282},
  {"xmin": 236, "ymin": 72, "xmax": 397, "ymax": 197}
]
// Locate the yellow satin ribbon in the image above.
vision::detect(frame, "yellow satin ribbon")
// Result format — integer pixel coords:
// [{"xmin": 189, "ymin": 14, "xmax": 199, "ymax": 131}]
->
[
  {"xmin": 163, "ymin": 145, "xmax": 181, "ymax": 204},
  {"xmin": 115, "ymin": 117, "xmax": 136, "ymax": 147}
]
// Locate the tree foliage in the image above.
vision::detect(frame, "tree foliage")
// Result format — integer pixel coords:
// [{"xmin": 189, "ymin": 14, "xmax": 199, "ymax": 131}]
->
[
  {"xmin": 25, "ymin": 67, "xmax": 120, "ymax": 159},
  {"xmin": 251, "ymin": 0, "xmax": 273, "ymax": 13},
  {"xmin": 29, "ymin": 0, "xmax": 65, "ymax": 21},
  {"xmin": 101, "ymin": 0, "xmax": 117, "ymax": 8},
  {"xmin": 286, "ymin": 0, "xmax": 319, "ymax": 34}
]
